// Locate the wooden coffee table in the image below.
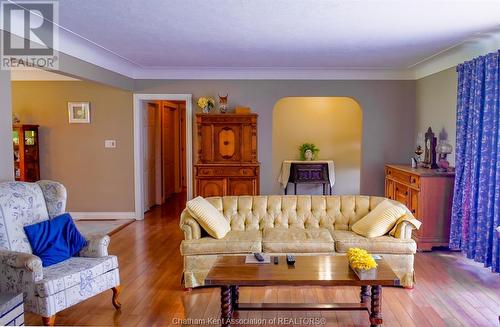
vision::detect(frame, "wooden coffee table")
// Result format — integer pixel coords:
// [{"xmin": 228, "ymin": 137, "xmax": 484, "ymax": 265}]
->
[{"xmin": 205, "ymin": 255, "xmax": 400, "ymax": 327}]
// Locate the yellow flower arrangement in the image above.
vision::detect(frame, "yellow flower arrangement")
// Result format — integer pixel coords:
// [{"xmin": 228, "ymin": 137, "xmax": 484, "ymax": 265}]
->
[
  {"xmin": 197, "ymin": 96, "xmax": 215, "ymax": 110},
  {"xmin": 347, "ymin": 248, "xmax": 378, "ymax": 270}
]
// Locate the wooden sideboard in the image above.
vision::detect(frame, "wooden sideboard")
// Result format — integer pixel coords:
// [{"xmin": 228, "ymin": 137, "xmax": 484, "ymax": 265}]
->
[
  {"xmin": 195, "ymin": 113, "xmax": 260, "ymax": 197},
  {"xmin": 385, "ymin": 164, "xmax": 455, "ymax": 251}
]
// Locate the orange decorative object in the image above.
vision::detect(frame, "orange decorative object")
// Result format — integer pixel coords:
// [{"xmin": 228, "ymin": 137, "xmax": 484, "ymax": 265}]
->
[{"xmin": 235, "ymin": 107, "xmax": 251, "ymax": 114}]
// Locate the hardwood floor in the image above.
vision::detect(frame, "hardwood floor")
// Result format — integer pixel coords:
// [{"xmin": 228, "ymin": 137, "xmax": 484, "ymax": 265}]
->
[{"xmin": 26, "ymin": 193, "xmax": 500, "ymax": 326}]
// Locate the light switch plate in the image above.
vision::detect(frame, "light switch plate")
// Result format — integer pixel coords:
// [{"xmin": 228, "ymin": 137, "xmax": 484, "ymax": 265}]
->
[{"xmin": 104, "ymin": 140, "xmax": 116, "ymax": 148}]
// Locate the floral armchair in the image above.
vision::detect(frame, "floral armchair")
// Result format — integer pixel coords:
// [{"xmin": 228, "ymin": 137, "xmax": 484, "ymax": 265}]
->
[{"xmin": 0, "ymin": 181, "xmax": 121, "ymax": 326}]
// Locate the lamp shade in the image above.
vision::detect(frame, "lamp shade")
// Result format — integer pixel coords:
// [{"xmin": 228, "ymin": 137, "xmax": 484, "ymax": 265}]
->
[{"xmin": 437, "ymin": 140, "xmax": 452, "ymax": 154}]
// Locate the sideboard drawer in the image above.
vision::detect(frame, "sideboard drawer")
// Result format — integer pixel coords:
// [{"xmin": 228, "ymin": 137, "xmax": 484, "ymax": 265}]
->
[
  {"xmin": 197, "ymin": 166, "xmax": 256, "ymax": 177},
  {"xmin": 386, "ymin": 167, "xmax": 420, "ymax": 188}
]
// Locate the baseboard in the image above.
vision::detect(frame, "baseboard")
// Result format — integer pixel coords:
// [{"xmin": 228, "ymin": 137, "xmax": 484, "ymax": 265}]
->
[{"xmin": 70, "ymin": 212, "xmax": 137, "ymax": 220}]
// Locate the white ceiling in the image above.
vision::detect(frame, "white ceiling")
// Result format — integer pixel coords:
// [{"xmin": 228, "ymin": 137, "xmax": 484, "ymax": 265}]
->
[
  {"xmin": 58, "ymin": 0, "xmax": 500, "ymax": 67},
  {"xmin": 7, "ymin": 0, "xmax": 500, "ymax": 79}
]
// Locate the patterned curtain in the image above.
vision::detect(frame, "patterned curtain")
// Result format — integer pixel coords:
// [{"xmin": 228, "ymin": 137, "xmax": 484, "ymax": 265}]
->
[{"xmin": 449, "ymin": 50, "xmax": 499, "ymax": 273}]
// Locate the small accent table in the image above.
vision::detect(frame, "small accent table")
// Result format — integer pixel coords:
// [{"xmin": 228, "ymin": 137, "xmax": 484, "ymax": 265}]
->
[
  {"xmin": 205, "ymin": 255, "xmax": 399, "ymax": 327},
  {"xmin": 278, "ymin": 160, "xmax": 335, "ymax": 195}
]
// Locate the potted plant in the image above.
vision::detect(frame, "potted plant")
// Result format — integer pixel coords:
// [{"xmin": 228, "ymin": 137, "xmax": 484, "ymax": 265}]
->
[
  {"xmin": 299, "ymin": 143, "xmax": 320, "ymax": 161},
  {"xmin": 347, "ymin": 248, "xmax": 378, "ymax": 279}
]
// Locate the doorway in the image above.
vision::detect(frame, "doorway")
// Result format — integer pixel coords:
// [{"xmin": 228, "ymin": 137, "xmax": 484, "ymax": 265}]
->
[
  {"xmin": 143, "ymin": 100, "xmax": 187, "ymax": 212},
  {"xmin": 272, "ymin": 97, "xmax": 362, "ymax": 195},
  {"xmin": 133, "ymin": 94, "xmax": 193, "ymax": 220}
]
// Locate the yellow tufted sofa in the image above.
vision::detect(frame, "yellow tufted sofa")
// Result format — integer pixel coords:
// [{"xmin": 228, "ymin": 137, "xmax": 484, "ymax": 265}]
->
[{"xmin": 179, "ymin": 195, "xmax": 420, "ymax": 288}]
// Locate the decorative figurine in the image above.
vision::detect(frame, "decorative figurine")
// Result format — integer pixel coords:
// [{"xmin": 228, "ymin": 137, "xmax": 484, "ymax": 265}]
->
[
  {"xmin": 218, "ymin": 93, "xmax": 228, "ymax": 113},
  {"xmin": 422, "ymin": 127, "xmax": 438, "ymax": 169},
  {"xmin": 414, "ymin": 145, "xmax": 423, "ymax": 166},
  {"xmin": 12, "ymin": 113, "xmax": 20, "ymax": 124}
]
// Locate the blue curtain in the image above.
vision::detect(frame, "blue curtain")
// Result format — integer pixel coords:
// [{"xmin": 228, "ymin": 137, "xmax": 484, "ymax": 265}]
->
[{"xmin": 450, "ymin": 50, "xmax": 499, "ymax": 273}]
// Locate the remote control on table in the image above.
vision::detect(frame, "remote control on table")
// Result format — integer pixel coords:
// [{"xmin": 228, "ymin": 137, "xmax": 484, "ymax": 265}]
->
[
  {"xmin": 273, "ymin": 256, "xmax": 279, "ymax": 264},
  {"xmin": 286, "ymin": 254, "xmax": 295, "ymax": 265},
  {"xmin": 253, "ymin": 252, "xmax": 265, "ymax": 262}
]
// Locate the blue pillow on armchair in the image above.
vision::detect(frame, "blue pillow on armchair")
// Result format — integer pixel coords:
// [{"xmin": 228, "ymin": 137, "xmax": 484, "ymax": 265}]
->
[{"xmin": 24, "ymin": 213, "xmax": 87, "ymax": 267}]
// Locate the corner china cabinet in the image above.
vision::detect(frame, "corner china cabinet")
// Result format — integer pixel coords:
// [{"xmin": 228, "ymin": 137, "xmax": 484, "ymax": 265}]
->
[{"xmin": 12, "ymin": 124, "xmax": 40, "ymax": 182}]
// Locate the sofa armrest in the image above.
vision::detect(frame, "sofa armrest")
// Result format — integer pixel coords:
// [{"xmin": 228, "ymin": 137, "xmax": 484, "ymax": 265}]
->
[
  {"xmin": 394, "ymin": 221, "xmax": 414, "ymax": 239},
  {"xmin": 179, "ymin": 209, "xmax": 201, "ymax": 240},
  {"xmin": 36, "ymin": 180, "xmax": 67, "ymax": 218},
  {"xmin": 79, "ymin": 234, "xmax": 110, "ymax": 258},
  {"xmin": 385, "ymin": 199, "xmax": 422, "ymax": 240},
  {"xmin": 0, "ymin": 249, "xmax": 43, "ymax": 280},
  {"xmin": 390, "ymin": 217, "xmax": 422, "ymax": 240}
]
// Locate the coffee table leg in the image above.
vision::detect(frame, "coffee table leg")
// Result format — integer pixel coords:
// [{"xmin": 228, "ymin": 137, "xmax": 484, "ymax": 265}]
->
[
  {"xmin": 360, "ymin": 285, "xmax": 370, "ymax": 304},
  {"xmin": 231, "ymin": 285, "xmax": 239, "ymax": 310},
  {"xmin": 370, "ymin": 285, "xmax": 383, "ymax": 327},
  {"xmin": 221, "ymin": 286, "xmax": 232, "ymax": 327}
]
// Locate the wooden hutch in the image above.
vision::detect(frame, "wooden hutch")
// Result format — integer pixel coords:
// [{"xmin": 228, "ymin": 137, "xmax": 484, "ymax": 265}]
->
[
  {"xmin": 13, "ymin": 124, "xmax": 40, "ymax": 182},
  {"xmin": 385, "ymin": 164, "xmax": 455, "ymax": 251},
  {"xmin": 195, "ymin": 113, "xmax": 260, "ymax": 197}
]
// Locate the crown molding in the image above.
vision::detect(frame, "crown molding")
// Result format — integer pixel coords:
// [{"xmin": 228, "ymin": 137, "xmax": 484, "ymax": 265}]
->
[
  {"xmin": 11, "ymin": 68, "xmax": 80, "ymax": 81},
  {"xmin": 412, "ymin": 30, "xmax": 500, "ymax": 79},
  {"xmin": 132, "ymin": 67, "xmax": 415, "ymax": 80}
]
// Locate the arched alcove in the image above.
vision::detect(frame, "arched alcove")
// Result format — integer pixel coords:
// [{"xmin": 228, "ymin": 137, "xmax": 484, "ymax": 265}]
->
[{"xmin": 272, "ymin": 97, "xmax": 363, "ymax": 195}]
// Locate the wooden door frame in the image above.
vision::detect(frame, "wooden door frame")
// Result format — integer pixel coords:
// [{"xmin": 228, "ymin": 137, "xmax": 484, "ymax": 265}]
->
[{"xmin": 133, "ymin": 94, "xmax": 193, "ymax": 220}]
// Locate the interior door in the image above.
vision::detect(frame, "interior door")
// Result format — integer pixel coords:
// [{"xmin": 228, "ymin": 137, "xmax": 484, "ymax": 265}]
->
[
  {"xmin": 162, "ymin": 101, "xmax": 177, "ymax": 200},
  {"xmin": 144, "ymin": 102, "xmax": 157, "ymax": 211},
  {"xmin": 180, "ymin": 103, "xmax": 187, "ymax": 189}
]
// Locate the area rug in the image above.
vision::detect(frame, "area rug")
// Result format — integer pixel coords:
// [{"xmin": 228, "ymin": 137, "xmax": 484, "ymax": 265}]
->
[{"xmin": 75, "ymin": 219, "xmax": 135, "ymax": 236}]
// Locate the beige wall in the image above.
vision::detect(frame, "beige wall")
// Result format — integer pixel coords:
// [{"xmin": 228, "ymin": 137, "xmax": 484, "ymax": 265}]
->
[
  {"xmin": 273, "ymin": 97, "xmax": 362, "ymax": 194},
  {"xmin": 0, "ymin": 70, "xmax": 14, "ymax": 181},
  {"xmin": 416, "ymin": 67, "xmax": 457, "ymax": 166},
  {"xmin": 12, "ymin": 81, "xmax": 134, "ymax": 212},
  {"xmin": 135, "ymin": 79, "xmax": 416, "ymax": 196}
]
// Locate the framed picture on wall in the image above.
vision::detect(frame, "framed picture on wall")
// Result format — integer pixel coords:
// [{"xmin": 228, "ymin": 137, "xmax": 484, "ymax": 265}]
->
[{"xmin": 68, "ymin": 102, "xmax": 91, "ymax": 123}]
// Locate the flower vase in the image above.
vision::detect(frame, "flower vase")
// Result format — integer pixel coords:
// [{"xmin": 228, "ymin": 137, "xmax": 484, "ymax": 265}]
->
[
  {"xmin": 350, "ymin": 264, "xmax": 377, "ymax": 280},
  {"xmin": 304, "ymin": 149, "xmax": 313, "ymax": 161},
  {"xmin": 202, "ymin": 105, "xmax": 211, "ymax": 114}
]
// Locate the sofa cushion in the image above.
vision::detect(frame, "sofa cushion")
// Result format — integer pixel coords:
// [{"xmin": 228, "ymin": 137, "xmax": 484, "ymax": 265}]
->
[
  {"xmin": 187, "ymin": 196, "xmax": 231, "ymax": 239},
  {"xmin": 262, "ymin": 227, "xmax": 334, "ymax": 253},
  {"xmin": 332, "ymin": 230, "xmax": 416, "ymax": 254},
  {"xmin": 180, "ymin": 230, "xmax": 262, "ymax": 255},
  {"xmin": 351, "ymin": 200, "xmax": 406, "ymax": 238},
  {"xmin": 35, "ymin": 255, "xmax": 119, "ymax": 297}
]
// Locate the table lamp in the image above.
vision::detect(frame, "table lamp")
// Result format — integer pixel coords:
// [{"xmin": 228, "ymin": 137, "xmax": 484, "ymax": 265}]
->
[{"xmin": 437, "ymin": 140, "xmax": 452, "ymax": 171}]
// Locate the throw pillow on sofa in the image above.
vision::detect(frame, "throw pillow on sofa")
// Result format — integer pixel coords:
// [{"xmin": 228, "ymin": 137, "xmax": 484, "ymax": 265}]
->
[
  {"xmin": 24, "ymin": 213, "xmax": 88, "ymax": 267},
  {"xmin": 351, "ymin": 200, "xmax": 406, "ymax": 238},
  {"xmin": 186, "ymin": 196, "xmax": 230, "ymax": 239}
]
